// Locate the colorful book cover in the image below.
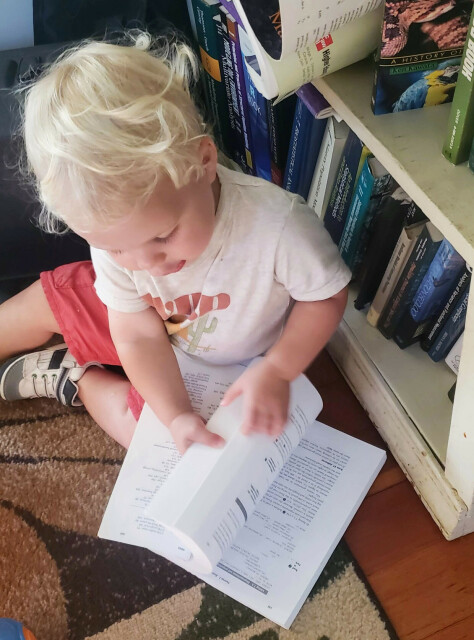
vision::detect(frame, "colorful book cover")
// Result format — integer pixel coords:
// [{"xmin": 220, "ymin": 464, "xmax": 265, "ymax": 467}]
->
[
  {"xmin": 192, "ymin": 0, "xmax": 232, "ymax": 152},
  {"xmin": 442, "ymin": 6, "xmax": 474, "ymax": 164},
  {"xmin": 421, "ymin": 264, "xmax": 471, "ymax": 350},
  {"xmin": 339, "ymin": 156, "xmax": 390, "ymax": 271},
  {"xmin": 393, "ymin": 238, "xmax": 465, "ymax": 348},
  {"xmin": 428, "ymin": 286, "xmax": 470, "ymax": 361},
  {"xmin": 239, "ymin": 24, "xmax": 272, "ymax": 181},
  {"xmin": 354, "ymin": 188, "xmax": 426, "ymax": 310},
  {"xmin": 266, "ymin": 93, "xmax": 297, "ymax": 186},
  {"xmin": 323, "ymin": 129, "xmax": 365, "ymax": 245},
  {"xmin": 223, "ymin": 9, "xmax": 255, "ymax": 174},
  {"xmin": 378, "ymin": 221, "xmax": 443, "ymax": 339},
  {"xmin": 372, "ymin": 0, "xmax": 471, "ymax": 115}
]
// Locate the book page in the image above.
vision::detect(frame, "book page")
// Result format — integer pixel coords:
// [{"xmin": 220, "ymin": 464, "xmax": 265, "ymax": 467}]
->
[
  {"xmin": 98, "ymin": 352, "xmax": 247, "ymax": 562},
  {"xmin": 191, "ymin": 421, "xmax": 386, "ymax": 628},
  {"xmin": 146, "ymin": 373, "xmax": 322, "ymax": 574}
]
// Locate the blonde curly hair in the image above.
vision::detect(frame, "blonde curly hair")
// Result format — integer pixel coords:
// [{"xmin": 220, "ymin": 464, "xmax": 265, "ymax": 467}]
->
[{"xmin": 19, "ymin": 32, "xmax": 209, "ymax": 233}]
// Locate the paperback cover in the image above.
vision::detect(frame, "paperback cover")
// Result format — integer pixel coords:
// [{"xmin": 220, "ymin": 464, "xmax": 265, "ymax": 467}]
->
[
  {"xmin": 307, "ymin": 118, "xmax": 350, "ymax": 219},
  {"xmin": 98, "ymin": 349, "xmax": 386, "ymax": 629},
  {"xmin": 372, "ymin": 0, "xmax": 471, "ymax": 114},
  {"xmin": 442, "ymin": 5, "xmax": 474, "ymax": 164},
  {"xmin": 339, "ymin": 156, "xmax": 390, "ymax": 270},
  {"xmin": 377, "ymin": 221, "xmax": 443, "ymax": 339},
  {"xmin": 323, "ymin": 129, "xmax": 366, "ymax": 245},
  {"xmin": 427, "ymin": 286, "xmax": 470, "ymax": 361}
]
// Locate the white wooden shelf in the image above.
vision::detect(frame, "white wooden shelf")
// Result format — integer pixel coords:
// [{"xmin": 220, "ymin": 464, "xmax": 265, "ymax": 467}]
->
[{"xmin": 313, "ymin": 59, "xmax": 474, "ymax": 540}]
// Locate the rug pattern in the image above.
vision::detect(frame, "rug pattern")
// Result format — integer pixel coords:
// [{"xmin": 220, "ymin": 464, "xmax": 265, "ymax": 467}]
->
[{"xmin": 0, "ymin": 396, "xmax": 398, "ymax": 640}]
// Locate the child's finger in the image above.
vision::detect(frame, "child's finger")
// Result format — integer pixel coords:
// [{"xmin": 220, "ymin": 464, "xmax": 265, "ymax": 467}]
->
[
  {"xmin": 220, "ymin": 382, "xmax": 242, "ymax": 406},
  {"xmin": 192, "ymin": 429, "xmax": 226, "ymax": 449}
]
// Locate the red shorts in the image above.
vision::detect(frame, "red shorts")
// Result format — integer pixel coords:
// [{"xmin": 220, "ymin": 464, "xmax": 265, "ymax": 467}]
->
[{"xmin": 40, "ymin": 261, "xmax": 144, "ymax": 420}]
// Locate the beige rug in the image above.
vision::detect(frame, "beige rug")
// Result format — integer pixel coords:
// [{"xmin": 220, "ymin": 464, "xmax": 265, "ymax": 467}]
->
[{"xmin": 0, "ymin": 395, "xmax": 398, "ymax": 640}]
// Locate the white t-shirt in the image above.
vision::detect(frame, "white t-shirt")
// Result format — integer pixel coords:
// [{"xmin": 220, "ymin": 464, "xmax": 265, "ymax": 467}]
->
[{"xmin": 92, "ymin": 165, "xmax": 351, "ymax": 365}]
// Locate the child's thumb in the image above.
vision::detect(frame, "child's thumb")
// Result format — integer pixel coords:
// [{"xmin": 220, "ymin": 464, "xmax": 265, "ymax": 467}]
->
[{"xmin": 220, "ymin": 382, "xmax": 242, "ymax": 406}]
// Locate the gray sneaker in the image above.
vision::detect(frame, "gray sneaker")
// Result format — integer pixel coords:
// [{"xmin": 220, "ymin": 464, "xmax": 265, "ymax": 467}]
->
[{"xmin": 0, "ymin": 344, "xmax": 101, "ymax": 407}]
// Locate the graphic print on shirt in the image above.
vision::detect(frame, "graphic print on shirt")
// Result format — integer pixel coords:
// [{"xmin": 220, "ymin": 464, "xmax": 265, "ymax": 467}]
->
[{"xmin": 142, "ymin": 292, "xmax": 231, "ymax": 354}]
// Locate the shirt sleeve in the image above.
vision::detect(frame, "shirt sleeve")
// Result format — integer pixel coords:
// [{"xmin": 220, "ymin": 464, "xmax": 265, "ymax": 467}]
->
[
  {"xmin": 274, "ymin": 197, "xmax": 352, "ymax": 301},
  {"xmin": 91, "ymin": 247, "xmax": 150, "ymax": 313}
]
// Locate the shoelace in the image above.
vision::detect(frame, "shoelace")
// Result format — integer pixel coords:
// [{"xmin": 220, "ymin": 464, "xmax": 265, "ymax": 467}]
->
[{"xmin": 31, "ymin": 372, "xmax": 58, "ymax": 399}]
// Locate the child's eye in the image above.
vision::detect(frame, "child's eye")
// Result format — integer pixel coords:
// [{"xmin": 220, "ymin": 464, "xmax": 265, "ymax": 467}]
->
[{"xmin": 154, "ymin": 228, "xmax": 176, "ymax": 244}]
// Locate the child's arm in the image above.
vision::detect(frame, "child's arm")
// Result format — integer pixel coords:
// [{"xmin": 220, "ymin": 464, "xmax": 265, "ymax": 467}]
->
[
  {"xmin": 108, "ymin": 306, "xmax": 224, "ymax": 453},
  {"xmin": 221, "ymin": 287, "xmax": 348, "ymax": 435}
]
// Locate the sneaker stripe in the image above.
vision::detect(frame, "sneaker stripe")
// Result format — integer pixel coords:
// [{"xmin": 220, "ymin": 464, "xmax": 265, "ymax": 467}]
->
[{"xmin": 49, "ymin": 348, "xmax": 68, "ymax": 370}]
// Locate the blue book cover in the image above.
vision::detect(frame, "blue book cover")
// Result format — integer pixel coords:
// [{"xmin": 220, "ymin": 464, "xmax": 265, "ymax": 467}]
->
[
  {"xmin": 295, "ymin": 115, "xmax": 327, "ymax": 201},
  {"xmin": 283, "ymin": 97, "xmax": 314, "ymax": 193},
  {"xmin": 323, "ymin": 129, "xmax": 364, "ymax": 245},
  {"xmin": 410, "ymin": 239, "xmax": 465, "ymax": 323},
  {"xmin": 428, "ymin": 286, "xmax": 470, "ymax": 362},
  {"xmin": 239, "ymin": 25, "xmax": 272, "ymax": 181},
  {"xmin": 223, "ymin": 10, "xmax": 255, "ymax": 174}
]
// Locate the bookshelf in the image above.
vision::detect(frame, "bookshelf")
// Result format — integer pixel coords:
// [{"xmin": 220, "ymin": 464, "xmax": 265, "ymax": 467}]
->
[{"xmin": 313, "ymin": 59, "xmax": 474, "ymax": 539}]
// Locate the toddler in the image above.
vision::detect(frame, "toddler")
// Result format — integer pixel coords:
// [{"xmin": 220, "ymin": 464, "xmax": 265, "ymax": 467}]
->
[{"xmin": 0, "ymin": 34, "xmax": 350, "ymax": 454}]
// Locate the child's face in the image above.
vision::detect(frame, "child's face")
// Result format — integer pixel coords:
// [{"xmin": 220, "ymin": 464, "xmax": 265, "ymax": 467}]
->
[{"xmin": 74, "ymin": 141, "xmax": 219, "ymax": 277}]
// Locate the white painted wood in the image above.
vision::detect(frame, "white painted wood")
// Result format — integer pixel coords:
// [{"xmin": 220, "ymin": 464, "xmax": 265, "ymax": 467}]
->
[
  {"xmin": 445, "ymin": 293, "xmax": 474, "ymax": 509},
  {"xmin": 313, "ymin": 59, "xmax": 474, "ymax": 536},
  {"xmin": 327, "ymin": 320, "xmax": 473, "ymax": 539}
]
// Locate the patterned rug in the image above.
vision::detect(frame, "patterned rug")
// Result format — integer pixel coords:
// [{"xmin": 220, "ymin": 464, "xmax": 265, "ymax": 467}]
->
[{"xmin": 0, "ymin": 395, "xmax": 398, "ymax": 640}]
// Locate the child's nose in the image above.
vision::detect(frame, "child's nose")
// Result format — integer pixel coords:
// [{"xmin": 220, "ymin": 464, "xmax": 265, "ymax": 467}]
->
[{"xmin": 136, "ymin": 248, "xmax": 165, "ymax": 270}]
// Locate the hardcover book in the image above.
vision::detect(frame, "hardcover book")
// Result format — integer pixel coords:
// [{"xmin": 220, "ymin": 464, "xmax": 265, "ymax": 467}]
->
[
  {"xmin": 442, "ymin": 5, "xmax": 474, "ymax": 164},
  {"xmin": 427, "ymin": 286, "xmax": 470, "ymax": 361},
  {"xmin": 98, "ymin": 349, "xmax": 386, "ymax": 629},
  {"xmin": 372, "ymin": 0, "xmax": 472, "ymax": 114}
]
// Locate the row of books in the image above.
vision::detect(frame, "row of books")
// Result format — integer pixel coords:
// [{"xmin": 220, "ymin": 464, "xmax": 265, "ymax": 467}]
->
[{"xmin": 299, "ymin": 111, "xmax": 471, "ymax": 380}]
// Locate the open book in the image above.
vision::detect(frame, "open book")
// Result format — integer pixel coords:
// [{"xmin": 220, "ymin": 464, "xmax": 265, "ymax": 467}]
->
[
  {"xmin": 99, "ymin": 350, "xmax": 386, "ymax": 628},
  {"xmin": 224, "ymin": 0, "xmax": 384, "ymax": 99}
]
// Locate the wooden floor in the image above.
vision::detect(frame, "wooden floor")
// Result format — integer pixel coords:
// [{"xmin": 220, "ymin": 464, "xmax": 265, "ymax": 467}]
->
[{"xmin": 306, "ymin": 351, "xmax": 474, "ymax": 640}]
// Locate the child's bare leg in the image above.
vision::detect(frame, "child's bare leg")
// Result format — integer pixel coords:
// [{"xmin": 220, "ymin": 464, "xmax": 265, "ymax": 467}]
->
[
  {"xmin": 77, "ymin": 367, "xmax": 137, "ymax": 448},
  {"xmin": 0, "ymin": 280, "xmax": 60, "ymax": 360}
]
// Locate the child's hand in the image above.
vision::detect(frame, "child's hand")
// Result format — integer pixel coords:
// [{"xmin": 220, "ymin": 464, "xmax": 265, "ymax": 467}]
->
[
  {"xmin": 169, "ymin": 411, "xmax": 225, "ymax": 455},
  {"xmin": 221, "ymin": 360, "xmax": 290, "ymax": 437}
]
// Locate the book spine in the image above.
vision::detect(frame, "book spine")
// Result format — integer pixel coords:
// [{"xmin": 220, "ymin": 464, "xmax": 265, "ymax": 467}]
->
[
  {"xmin": 295, "ymin": 83, "xmax": 331, "ymax": 118},
  {"xmin": 339, "ymin": 156, "xmax": 377, "ymax": 270},
  {"xmin": 420, "ymin": 266, "xmax": 471, "ymax": 351},
  {"xmin": 378, "ymin": 224, "xmax": 440, "ymax": 339},
  {"xmin": 225, "ymin": 14, "xmax": 255, "ymax": 174},
  {"xmin": 266, "ymin": 94, "xmax": 297, "ymax": 187},
  {"xmin": 442, "ymin": 10, "xmax": 474, "ymax": 164},
  {"xmin": 367, "ymin": 224, "xmax": 416, "ymax": 328},
  {"xmin": 217, "ymin": 8, "xmax": 248, "ymax": 170},
  {"xmin": 193, "ymin": 0, "xmax": 231, "ymax": 154},
  {"xmin": 295, "ymin": 116, "xmax": 327, "ymax": 200},
  {"xmin": 307, "ymin": 118, "xmax": 334, "ymax": 216},
  {"xmin": 323, "ymin": 129, "xmax": 363, "ymax": 245},
  {"xmin": 427, "ymin": 287, "xmax": 470, "ymax": 362},
  {"xmin": 283, "ymin": 97, "xmax": 312, "ymax": 193},
  {"xmin": 445, "ymin": 333, "xmax": 464, "ymax": 375},
  {"xmin": 410, "ymin": 240, "xmax": 465, "ymax": 323}
]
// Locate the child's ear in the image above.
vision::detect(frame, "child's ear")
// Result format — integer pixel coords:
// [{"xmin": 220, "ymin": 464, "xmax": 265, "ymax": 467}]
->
[{"xmin": 199, "ymin": 137, "xmax": 218, "ymax": 183}]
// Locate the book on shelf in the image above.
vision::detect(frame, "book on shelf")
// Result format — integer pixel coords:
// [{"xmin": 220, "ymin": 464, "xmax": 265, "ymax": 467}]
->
[
  {"xmin": 307, "ymin": 117, "xmax": 350, "ymax": 219},
  {"xmin": 372, "ymin": 0, "xmax": 470, "ymax": 114},
  {"xmin": 367, "ymin": 218, "xmax": 427, "ymax": 328},
  {"xmin": 323, "ymin": 129, "xmax": 367, "ymax": 245},
  {"xmin": 393, "ymin": 239, "xmax": 465, "ymax": 349},
  {"xmin": 353, "ymin": 188, "xmax": 425, "ymax": 310},
  {"xmin": 222, "ymin": 0, "xmax": 384, "ymax": 99},
  {"xmin": 191, "ymin": 0, "xmax": 232, "ymax": 154},
  {"xmin": 283, "ymin": 96, "xmax": 327, "ymax": 198},
  {"xmin": 427, "ymin": 285, "xmax": 470, "ymax": 362},
  {"xmin": 266, "ymin": 93, "xmax": 297, "ymax": 186},
  {"xmin": 442, "ymin": 6, "xmax": 474, "ymax": 164},
  {"xmin": 296, "ymin": 82, "xmax": 335, "ymax": 120},
  {"xmin": 445, "ymin": 332, "xmax": 464, "ymax": 374},
  {"xmin": 377, "ymin": 221, "xmax": 442, "ymax": 339},
  {"xmin": 421, "ymin": 264, "xmax": 472, "ymax": 351},
  {"xmin": 339, "ymin": 155, "xmax": 390, "ymax": 271},
  {"xmin": 98, "ymin": 349, "xmax": 386, "ymax": 629}
]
